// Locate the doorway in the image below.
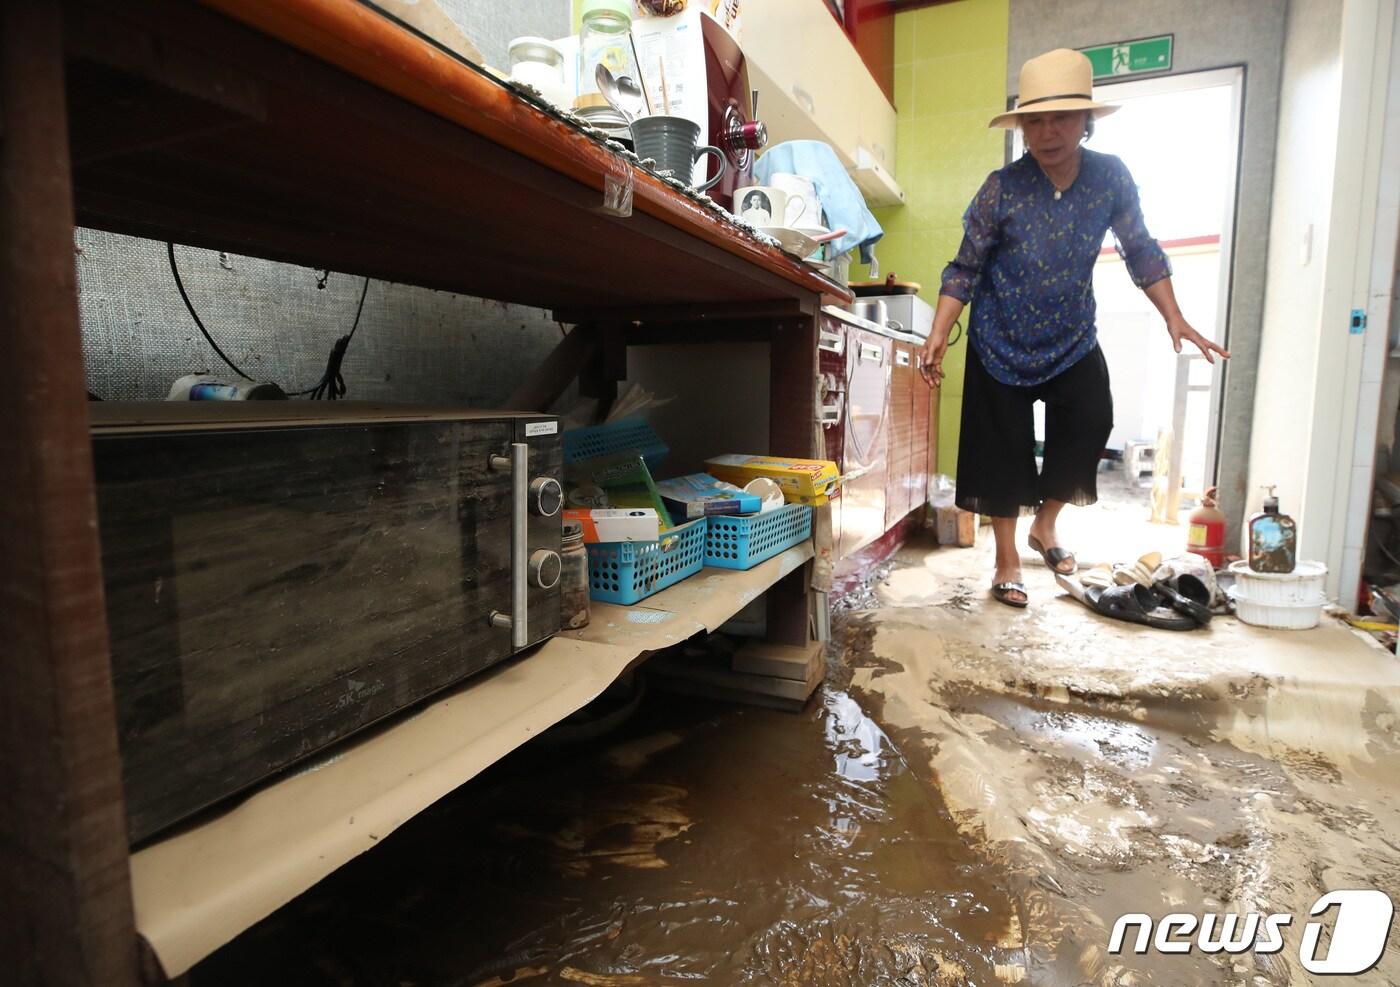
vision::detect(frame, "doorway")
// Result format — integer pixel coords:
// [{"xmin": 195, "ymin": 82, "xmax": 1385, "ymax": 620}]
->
[{"xmin": 1013, "ymin": 67, "xmax": 1244, "ymax": 523}]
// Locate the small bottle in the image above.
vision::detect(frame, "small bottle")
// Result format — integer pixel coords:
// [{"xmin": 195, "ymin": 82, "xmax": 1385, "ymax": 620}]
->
[
  {"xmin": 1247, "ymin": 485, "xmax": 1297, "ymax": 573},
  {"xmin": 560, "ymin": 519, "xmax": 591, "ymax": 629}
]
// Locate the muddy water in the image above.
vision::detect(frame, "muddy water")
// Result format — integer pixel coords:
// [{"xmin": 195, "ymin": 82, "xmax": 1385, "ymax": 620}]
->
[{"xmin": 192, "ymin": 685, "xmax": 1023, "ymax": 986}]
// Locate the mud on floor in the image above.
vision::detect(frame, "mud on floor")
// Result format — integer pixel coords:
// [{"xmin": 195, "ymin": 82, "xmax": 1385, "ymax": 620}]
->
[
  {"xmin": 192, "ymin": 677, "xmax": 1031, "ymax": 986},
  {"xmin": 839, "ymin": 530, "xmax": 1400, "ymax": 986}
]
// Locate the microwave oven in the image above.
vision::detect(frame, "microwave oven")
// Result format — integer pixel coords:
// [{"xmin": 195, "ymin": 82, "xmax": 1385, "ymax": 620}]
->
[{"xmin": 90, "ymin": 403, "xmax": 563, "ymax": 842}]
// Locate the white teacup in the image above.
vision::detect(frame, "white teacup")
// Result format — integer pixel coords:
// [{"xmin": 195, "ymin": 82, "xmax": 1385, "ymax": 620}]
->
[
  {"xmin": 735, "ymin": 184, "xmax": 807, "ymax": 228},
  {"xmin": 769, "ymin": 173, "xmax": 822, "ymax": 229}
]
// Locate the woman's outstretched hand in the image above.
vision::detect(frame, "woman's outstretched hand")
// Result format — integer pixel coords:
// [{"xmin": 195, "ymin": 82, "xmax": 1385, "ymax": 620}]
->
[
  {"xmin": 1166, "ymin": 315, "xmax": 1231, "ymax": 363},
  {"xmin": 920, "ymin": 326, "xmax": 950, "ymax": 387}
]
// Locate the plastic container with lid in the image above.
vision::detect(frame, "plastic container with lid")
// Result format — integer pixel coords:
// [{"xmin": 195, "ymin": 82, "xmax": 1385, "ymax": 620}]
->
[
  {"xmin": 509, "ymin": 36, "xmax": 568, "ymax": 111},
  {"xmin": 575, "ymin": 0, "xmax": 639, "ymax": 112}
]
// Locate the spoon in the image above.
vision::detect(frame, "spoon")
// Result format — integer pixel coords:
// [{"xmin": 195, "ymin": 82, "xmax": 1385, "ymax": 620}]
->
[{"xmin": 595, "ymin": 63, "xmax": 646, "ymax": 122}]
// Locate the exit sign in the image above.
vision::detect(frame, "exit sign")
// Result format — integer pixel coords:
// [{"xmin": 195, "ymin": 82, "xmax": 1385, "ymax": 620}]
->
[{"xmin": 1081, "ymin": 36, "xmax": 1173, "ymax": 79}]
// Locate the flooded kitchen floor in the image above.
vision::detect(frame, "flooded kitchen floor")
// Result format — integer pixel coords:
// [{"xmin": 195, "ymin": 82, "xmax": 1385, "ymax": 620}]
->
[
  {"xmin": 191, "ymin": 680, "xmax": 1024, "ymax": 986},
  {"xmin": 192, "ymin": 501, "xmax": 1400, "ymax": 986}
]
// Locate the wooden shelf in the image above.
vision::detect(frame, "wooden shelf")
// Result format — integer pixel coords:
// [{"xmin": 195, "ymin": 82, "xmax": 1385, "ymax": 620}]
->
[
  {"xmin": 130, "ymin": 543, "xmax": 814, "ymax": 978},
  {"xmin": 63, "ymin": 0, "xmax": 848, "ymax": 318},
  {"xmin": 3, "ymin": 2, "xmax": 835, "ymax": 983}
]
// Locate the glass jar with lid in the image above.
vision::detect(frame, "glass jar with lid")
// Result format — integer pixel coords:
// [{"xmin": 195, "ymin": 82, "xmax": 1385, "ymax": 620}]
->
[
  {"xmin": 575, "ymin": 0, "xmax": 639, "ymax": 112},
  {"xmin": 508, "ymin": 36, "xmax": 568, "ymax": 111},
  {"xmin": 560, "ymin": 520, "xmax": 591, "ymax": 629}
]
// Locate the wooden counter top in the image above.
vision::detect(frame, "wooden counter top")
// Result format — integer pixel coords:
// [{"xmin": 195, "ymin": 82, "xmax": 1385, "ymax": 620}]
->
[{"xmin": 63, "ymin": 0, "xmax": 849, "ymax": 318}]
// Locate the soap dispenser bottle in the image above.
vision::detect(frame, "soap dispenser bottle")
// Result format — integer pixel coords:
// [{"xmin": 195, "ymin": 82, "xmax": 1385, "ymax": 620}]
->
[{"xmin": 1247, "ymin": 486, "xmax": 1297, "ymax": 573}]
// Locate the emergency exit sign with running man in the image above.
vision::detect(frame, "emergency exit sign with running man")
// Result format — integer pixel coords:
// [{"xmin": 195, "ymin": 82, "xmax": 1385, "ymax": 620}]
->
[{"xmin": 1080, "ymin": 36, "xmax": 1174, "ymax": 79}]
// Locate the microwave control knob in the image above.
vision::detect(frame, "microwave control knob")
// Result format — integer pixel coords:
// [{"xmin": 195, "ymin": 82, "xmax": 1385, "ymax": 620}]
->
[
  {"xmin": 529, "ymin": 549, "xmax": 562, "ymax": 590},
  {"xmin": 530, "ymin": 477, "xmax": 563, "ymax": 517}
]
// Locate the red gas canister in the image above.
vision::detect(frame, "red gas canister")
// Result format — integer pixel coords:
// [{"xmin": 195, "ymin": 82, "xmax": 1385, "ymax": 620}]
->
[{"xmin": 1187, "ymin": 486, "xmax": 1227, "ymax": 569}]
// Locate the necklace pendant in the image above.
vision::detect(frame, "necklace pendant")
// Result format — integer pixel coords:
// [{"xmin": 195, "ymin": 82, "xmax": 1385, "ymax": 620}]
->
[{"xmin": 1053, "ymin": 189, "xmax": 1062, "ymax": 200}]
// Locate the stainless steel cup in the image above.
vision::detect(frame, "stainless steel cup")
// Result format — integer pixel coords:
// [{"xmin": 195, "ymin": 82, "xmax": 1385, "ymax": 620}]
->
[{"xmin": 629, "ymin": 115, "xmax": 726, "ymax": 192}]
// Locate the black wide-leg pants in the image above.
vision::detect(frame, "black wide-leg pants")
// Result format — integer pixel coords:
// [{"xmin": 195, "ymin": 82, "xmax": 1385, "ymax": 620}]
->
[{"xmin": 954, "ymin": 344, "xmax": 1114, "ymax": 519}]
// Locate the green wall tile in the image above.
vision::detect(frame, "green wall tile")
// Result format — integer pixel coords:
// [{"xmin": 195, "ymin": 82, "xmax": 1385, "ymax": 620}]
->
[{"xmin": 855, "ymin": 0, "xmax": 1007, "ymax": 475}]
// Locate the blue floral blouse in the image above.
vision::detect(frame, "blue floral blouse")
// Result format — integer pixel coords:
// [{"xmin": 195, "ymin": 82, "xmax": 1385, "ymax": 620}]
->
[{"xmin": 939, "ymin": 149, "xmax": 1171, "ymax": 386}]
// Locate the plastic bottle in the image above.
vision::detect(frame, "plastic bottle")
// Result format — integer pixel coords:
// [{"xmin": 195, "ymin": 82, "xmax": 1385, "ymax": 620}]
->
[{"xmin": 1247, "ymin": 486, "xmax": 1297, "ymax": 574}]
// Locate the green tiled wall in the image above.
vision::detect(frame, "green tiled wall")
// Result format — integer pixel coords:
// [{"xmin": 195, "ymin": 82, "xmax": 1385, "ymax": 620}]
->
[{"xmin": 852, "ymin": 0, "xmax": 1009, "ymax": 476}]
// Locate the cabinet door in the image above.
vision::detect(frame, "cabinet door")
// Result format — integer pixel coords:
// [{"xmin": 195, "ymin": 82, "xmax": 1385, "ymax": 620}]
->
[
  {"xmin": 885, "ymin": 341, "xmax": 914, "ymax": 530},
  {"xmin": 911, "ymin": 348, "xmax": 933, "ymax": 509},
  {"xmin": 839, "ymin": 329, "xmax": 890, "ymax": 558}
]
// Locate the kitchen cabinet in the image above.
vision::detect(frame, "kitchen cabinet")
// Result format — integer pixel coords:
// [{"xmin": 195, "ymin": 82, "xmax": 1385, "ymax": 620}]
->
[
  {"xmin": 820, "ymin": 309, "xmax": 936, "ymax": 562},
  {"xmin": 743, "ymin": 0, "xmax": 905, "ymax": 206},
  {"xmin": 886, "ymin": 339, "xmax": 915, "ymax": 530},
  {"xmin": 2, "ymin": 1, "xmax": 849, "ymax": 981}
]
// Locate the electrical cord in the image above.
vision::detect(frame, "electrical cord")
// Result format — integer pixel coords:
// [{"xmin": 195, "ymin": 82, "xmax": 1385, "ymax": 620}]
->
[
  {"xmin": 167, "ymin": 241, "xmax": 371, "ymax": 399},
  {"xmin": 168, "ymin": 241, "xmax": 254, "ymax": 381},
  {"xmin": 294, "ymin": 277, "xmax": 370, "ymax": 400}
]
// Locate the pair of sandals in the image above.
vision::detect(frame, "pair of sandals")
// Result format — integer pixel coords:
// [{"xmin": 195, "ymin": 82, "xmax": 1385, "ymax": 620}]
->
[
  {"xmin": 991, "ymin": 534, "xmax": 1077, "ymax": 609},
  {"xmin": 1055, "ymin": 567, "xmax": 1214, "ymax": 630}
]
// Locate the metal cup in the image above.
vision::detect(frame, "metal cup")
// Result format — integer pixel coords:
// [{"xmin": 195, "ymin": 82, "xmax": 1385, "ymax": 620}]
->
[{"xmin": 629, "ymin": 115, "xmax": 726, "ymax": 192}]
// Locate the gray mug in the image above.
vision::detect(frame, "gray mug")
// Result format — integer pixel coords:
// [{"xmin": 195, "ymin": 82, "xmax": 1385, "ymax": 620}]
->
[{"xmin": 630, "ymin": 115, "xmax": 726, "ymax": 192}]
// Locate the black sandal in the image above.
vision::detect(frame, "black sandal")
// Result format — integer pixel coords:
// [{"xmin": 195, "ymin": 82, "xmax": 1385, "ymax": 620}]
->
[
  {"xmin": 1028, "ymin": 534, "xmax": 1077, "ymax": 574},
  {"xmin": 1153, "ymin": 580, "xmax": 1213, "ymax": 625},
  {"xmin": 991, "ymin": 581, "xmax": 1029, "ymax": 609},
  {"xmin": 1084, "ymin": 583, "xmax": 1196, "ymax": 631}
]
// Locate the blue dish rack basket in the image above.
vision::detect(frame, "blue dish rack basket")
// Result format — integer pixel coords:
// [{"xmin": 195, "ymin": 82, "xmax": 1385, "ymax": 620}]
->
[
  {"xmin": 563, "ymin": 418, "xmax": 668, "ymax": 472},
  {"xmin": 587, "ymin": 518, "xmax": 706, "ymax": 605},
  {"xmin": 703, "ymin": 504, "xmax": 813, "ymax": 570}
]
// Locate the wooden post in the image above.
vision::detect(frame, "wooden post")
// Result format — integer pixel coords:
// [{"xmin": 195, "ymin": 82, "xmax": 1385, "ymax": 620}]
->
[
  {"xmin": 0, "ymin": 3, "xmax": 140, "ymax": 985},
  {"xmin": 766, "ymin": 312, "xmax": 820, "ymax": 647}
]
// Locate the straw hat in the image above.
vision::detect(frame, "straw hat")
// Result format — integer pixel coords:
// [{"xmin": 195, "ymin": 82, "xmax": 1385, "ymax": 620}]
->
[{"xmin": 988, "ymin": 48, "xmax": 1120, "ymax": 129}]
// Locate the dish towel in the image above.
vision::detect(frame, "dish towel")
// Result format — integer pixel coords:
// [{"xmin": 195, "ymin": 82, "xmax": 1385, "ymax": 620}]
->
[{"xmin": 753, "ymin": 140, "xmax": 883, "ymax": 265}]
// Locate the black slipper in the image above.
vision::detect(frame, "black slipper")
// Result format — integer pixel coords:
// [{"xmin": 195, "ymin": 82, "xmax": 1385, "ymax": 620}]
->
[
  {"xmin": 1028, "ymin": 534, "xmax": 1077, "ymax": 574},
  {"xmin": 1153, "ymin": 581, "xmax": 1212, "ymax": 625},
  {"xmin": 991, "ymin": 581, "xmax": 1029, "ymax": 609},
  {"xmin": 1083, "ymin": 583, "xmax": 1196, "ymax": 631}
]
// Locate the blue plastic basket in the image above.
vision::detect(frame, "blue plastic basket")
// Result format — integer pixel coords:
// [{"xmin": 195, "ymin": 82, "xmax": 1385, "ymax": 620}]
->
[
  {"xmin": 563, "ymin": 418, "xmax": 668, "ymax": 471},
  {"xmin": 586, "ymin": 518, "xmax": 706, "ymax": 605},
  {"xmin": 703, "ymin": 504, "xmax": 813, "ymax": 570}
]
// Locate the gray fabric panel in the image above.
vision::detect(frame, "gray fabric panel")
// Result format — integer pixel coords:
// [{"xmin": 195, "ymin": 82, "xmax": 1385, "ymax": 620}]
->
[{"xmin": 77, "ymin": 229, "xmax": 567, "ymax": 406}]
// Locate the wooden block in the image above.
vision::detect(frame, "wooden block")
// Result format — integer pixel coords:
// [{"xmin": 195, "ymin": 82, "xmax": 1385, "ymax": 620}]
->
[
  {"xmin": 935, "ymin": 506, "xmax": 978, "ymax": 547},
  {"xmin": 647, "ymin": 673, "xmax": 811, "ymax": 713},
  {"xmin": 647, "ymin": 651, "xmax": 821, "ymax": 711},
  {"xmin": 732, "ymin": 638, "xmax": 822, "ymax": 683}
]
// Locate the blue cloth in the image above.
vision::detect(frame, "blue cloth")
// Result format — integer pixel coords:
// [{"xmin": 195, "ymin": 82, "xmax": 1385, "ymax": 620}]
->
[
  {"xmin": 940, "ymin": 149, "xmax": 1171, "ymax": 387},
  {"xmin": 754, "ymin": 141, "xmax": 883, "ymax": 263}
]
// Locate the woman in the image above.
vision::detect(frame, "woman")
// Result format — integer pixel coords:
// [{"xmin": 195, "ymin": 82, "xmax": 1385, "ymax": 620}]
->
[{"xmin": 919, "ymin": 48, "xmax": 1229, "ymax": 608}]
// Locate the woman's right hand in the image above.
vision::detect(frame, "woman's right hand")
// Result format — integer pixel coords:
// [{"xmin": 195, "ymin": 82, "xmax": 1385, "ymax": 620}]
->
[
  {"xmin": 920, "ymin": 294, "xmax": 967, "ymax": 388},
  {"xmin": 920, "ymin": 327, "xmax": 950, "ymax": 388}
]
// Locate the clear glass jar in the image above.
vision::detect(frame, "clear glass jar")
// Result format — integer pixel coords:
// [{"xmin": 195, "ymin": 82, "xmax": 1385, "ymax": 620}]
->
[
  {"xmin": 561, "ymin": 520, "xmax": 591, "ymax": 629},
  {"xmin": 575, "ymin": 0, "xmax": 637, "ymax": 112},
  {"xmin": 508, "ymin": 36, "xmax": 568, "ymax": 111}
]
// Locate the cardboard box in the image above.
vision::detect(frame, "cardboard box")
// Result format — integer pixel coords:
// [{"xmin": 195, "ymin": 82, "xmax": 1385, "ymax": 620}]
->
[
  {"xmin": 567, "ymin": 454, "xmax": 672, "ymax": 530},
  {"xmin": 935, "ymin": 507, "xmax": 978, "ymax": 547},
  {"xmin": 563, "ymin": 508, "xmax": 661, "ymax": 544},
  {"xmin": 655, "ymin": 472, "xmax": 761, "ymax": 520},
  {"xmin": 704, "ymin": 454, "xmax": 840, "ymax": 506}
]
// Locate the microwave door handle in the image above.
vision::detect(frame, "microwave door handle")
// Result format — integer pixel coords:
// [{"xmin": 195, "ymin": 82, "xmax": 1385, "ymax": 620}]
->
[{"xmin": 488, "ymin": 442, "xmax": 530, "ymax": 649}]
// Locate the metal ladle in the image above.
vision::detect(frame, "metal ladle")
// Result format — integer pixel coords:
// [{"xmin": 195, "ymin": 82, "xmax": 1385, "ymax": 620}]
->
[{"xmin": 595, "ymin": 63, "xmax": 647, "ymax": 123}]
